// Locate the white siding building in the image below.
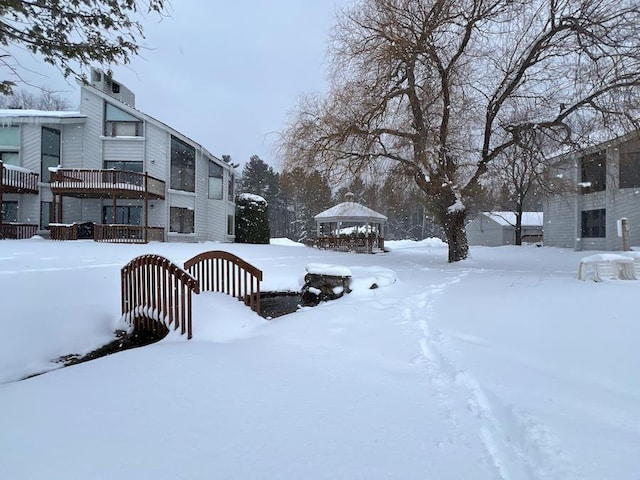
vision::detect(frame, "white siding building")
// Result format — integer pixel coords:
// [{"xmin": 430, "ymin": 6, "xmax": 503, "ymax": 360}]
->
[
  {"xmin": 466, "ymin": 212, "xmax": 543, "ymax": 247},
  {"xmin": 0, "ymin": 69, "xmax": 236, "ymax": 243},
  {"xmin": 544, "ymin": 131, "xmax": 640, "ymax": 251}
]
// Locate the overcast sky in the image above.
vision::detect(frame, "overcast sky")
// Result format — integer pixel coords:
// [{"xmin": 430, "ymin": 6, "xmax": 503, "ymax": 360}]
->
[{"xmin": 8, "ymin": 1, "xmax": 350, "ymax": 170}]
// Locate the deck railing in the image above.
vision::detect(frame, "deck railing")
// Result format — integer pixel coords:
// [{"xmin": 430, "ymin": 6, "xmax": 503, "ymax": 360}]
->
[
  {"xmin": 315, "ymin": 236, "xmax": 384, "ymax": 254},
  {"xmin": 0, "ymin": 223, "xmax": 38, "ymax": 239},
  {"xmin": 184, "ymin": 250, "xmax": 263, "ymax": 315},
  {"xmin": 49, "ymin": 223, "xmax": 79, "ymax": 241},
  {"xmin": 0, "ymin": 162, "xmax": 39, "ymax": 194},
  {"xmin": 94, "ymin": 224, "xmax": 165, "ymax": 243},
  {"xmin": 121, "ymin": 254, "xmax": 200, "ymax": 340},
  {"xmin": 50, "ymin": 169, "xmax": 165, "ymax": 198}
]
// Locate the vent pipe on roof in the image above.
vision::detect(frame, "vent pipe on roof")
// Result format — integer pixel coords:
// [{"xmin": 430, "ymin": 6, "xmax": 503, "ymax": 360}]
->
[{"xmin": 345, "ymin": 192, "xmax": 355, "ymax": 202}]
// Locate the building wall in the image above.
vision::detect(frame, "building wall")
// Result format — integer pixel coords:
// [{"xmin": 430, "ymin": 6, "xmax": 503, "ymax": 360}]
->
[
  {"xmin": 3, "ymin": 78, "xmax": 235, "ymax": 243},
  {"xmin": 79, "ymin": 88, "xmax": 103, "ymax": 170},
  {"xmin": 544, "ymin": 133, "xmax": 640, "ymax": 251},
  {"xmin": 466, "ymin": 216, "xmax": 505, "ymax": 246}
]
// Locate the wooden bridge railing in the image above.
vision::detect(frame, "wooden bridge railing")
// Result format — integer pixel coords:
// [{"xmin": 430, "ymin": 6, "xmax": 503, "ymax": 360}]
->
[
  {"xmin": 184, "ymin": 250, "xmax": 263, "ymax": 316},
  {"xmin": 121, "ymin": 254, "xmax": 200, "ymax": 339}
]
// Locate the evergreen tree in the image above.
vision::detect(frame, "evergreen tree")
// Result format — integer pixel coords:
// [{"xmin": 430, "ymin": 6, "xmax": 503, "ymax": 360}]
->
[
  {"xmin": 240, "ymin": 155, "xmax": 282, "ymax": 237},
  {"xmin": 235, "ymin": 194, "xmax": 269, "ymax": 244},
  {"xmin": 280, "ymin": 168, "xmax": 332, "ymax": 242}
]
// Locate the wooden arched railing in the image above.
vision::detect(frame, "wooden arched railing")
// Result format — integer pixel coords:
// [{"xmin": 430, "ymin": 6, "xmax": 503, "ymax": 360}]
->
[
  {"xmin": 121, "ymin": 254, "xmax": 200, "ymax": 339},
  {"xmin": 184, "ymin": 250, "xmax": 263, "ymax": 315}
]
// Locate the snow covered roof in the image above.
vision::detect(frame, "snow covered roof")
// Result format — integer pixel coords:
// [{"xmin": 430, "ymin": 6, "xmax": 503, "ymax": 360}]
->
[
  {"xmin": 0, "ymin": 109, "xmax": 86, "ymax": 125},
  {"xmin": 314, "ymin": 201, "xmax": 387, "ymax": 223},
  {"xmin": 483, "ymin": 211, "xmax": 543, "ymax": 228}
]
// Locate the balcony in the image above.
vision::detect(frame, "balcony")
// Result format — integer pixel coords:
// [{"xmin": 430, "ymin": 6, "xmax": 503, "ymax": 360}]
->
[
  {"xmin": 0, "ymin": 162, "xmax": 39, "ymax": 194},
  {"xmin": 49, "ymin": 169, "xmax": 165, "ymax": 199}
]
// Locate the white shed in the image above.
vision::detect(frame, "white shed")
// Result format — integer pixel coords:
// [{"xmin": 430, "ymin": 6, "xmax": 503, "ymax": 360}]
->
[{"xmin": 466, "ymin": 211, "xmax": 543, "ymax": 246}]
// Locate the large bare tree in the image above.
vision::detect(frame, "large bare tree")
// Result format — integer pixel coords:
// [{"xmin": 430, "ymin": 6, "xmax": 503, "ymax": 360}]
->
[{"xmin": 280, "ymin": 0, "xmax": 640, "ymax": 262}]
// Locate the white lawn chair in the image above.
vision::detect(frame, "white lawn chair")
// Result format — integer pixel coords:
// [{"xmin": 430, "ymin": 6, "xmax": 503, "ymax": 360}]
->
[{"xmin": 577, "ymin": 253, "xmax": 637, "ymax": 281}]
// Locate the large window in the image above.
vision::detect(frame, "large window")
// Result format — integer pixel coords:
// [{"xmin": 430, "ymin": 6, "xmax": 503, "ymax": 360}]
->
[
  {"xmin": 0, "ymin": 125, "xmax": 20, "ymax": 166},
  {"xmin": 619, "ymin": 151, "xmax": 640, "ymax": 189},
  {"xmin": 104, "ymin": 160, "xmax": 144, "ymax": 186},
  {"xmin": 580, "ymin": 151, "xmax": 606, "ymax": 193},
  {"xmin": 170, "ymin": 207, "xmax": 194, "ymax": 234},
  {"xmin": 41, "ymin": 127, "xmax": 60, "ymax": 183},
  {"xmin": 228, "ymin": 172, "xmax": 234, "ymax": 200},
  {"xmin": 208, "ymin": 161, "xmax": 223, "ymax": 199},
  {"xmin": 227, "ymin": 214, "xmax": 234, "ymax": 236},
  {"xmin": 104, "ymin": 103, "xmax": 143, "ymax": 137},
  {"xmin": 581, "ymin": 209, "xmax": 606, "ymax": 238},
  {"xmin": 40, "ymin": 201, "xmax": 53, "ymax": 229},
  {"xmin": 102, "ymin": 206, "xmax": 142, "ymax": 225},
  {"xmin": 170, "ymin": 136, "xmax": 195, "ymax": 192},
  {"xmin": 1, "ymin": 201, "xmax": 18, "ymax": 222}
]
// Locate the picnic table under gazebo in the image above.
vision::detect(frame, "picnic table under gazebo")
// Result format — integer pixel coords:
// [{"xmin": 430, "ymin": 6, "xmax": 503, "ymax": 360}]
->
[{"xmin": 314, "ymin": 193, "xmax": 387, "ymax": 254}]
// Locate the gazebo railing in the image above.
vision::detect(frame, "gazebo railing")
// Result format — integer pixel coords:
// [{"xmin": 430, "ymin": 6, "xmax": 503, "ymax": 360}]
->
[{"xmin": 315, "ymin": 236, "xmax": 384, "ymax": 253}]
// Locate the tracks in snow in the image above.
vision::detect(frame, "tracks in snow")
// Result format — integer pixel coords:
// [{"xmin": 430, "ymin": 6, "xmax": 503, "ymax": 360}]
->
[{"xmin": 399, "ymin": 269, "xmax": 582, "ymax": 480}]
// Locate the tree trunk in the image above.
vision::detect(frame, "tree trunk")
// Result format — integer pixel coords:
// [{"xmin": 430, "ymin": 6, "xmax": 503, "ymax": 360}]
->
[
  {"xmin": 514, "ymin": 204, "xmax": 523, "ymax": 246},
  {"xmin": 443, "ymin": 209, "xmax": 469, "ymax": 262}
]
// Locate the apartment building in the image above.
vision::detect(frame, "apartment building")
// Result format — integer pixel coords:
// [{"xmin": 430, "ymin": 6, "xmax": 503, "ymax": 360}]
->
[{"xmin": 0, "ymin": 69, "xmax": 236, "ymax": 243}]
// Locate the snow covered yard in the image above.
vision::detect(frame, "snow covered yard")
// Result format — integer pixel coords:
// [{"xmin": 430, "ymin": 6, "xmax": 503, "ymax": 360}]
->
[{"xmin": 0, "ymin": 238, "xmax": 638, "ymax": 479}]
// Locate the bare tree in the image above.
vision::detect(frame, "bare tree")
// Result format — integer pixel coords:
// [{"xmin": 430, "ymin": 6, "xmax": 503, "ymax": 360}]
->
[
  {"xmin": 280, "ymin": 0, "xmax": 640, "ymax": 262},
  {"xmin": 0, "ymin": 0, "xmax": 166, "ymax": 94},
  {"xmin": 0, "ymin": 88, "xmax": 71, "ymax": 110}
]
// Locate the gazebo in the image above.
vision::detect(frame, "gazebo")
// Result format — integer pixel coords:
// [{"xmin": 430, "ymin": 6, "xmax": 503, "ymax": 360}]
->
[{"xmin": 314, "ymin": 193, "xmax": 387, "ymax": 254}]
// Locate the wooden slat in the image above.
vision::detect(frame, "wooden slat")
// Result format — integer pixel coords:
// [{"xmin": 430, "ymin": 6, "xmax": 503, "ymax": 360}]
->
[{"xmin": 184, "ymin": 250, "xmax": 263, "ymax": 316}]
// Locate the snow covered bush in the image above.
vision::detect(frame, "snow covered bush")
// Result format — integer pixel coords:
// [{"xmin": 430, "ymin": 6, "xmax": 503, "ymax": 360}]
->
[{"xmin": 235, "ymin": 193, "xmax": 270, "ymax": 244}]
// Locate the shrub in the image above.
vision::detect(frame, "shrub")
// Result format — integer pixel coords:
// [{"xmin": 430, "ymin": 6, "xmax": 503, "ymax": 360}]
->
[{"xmin": 235, "ymin": 193, "xmax": 270, "ymax": 244}]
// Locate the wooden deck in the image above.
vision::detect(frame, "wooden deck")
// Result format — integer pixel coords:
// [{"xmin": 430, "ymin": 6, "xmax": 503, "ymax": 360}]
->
[
  {"xmin": 0, "ymin": 223, "xmax": 38, "ymax": 239},
  {"xmin": 0, "ymin": 162, "xmax": 39, "ymax": 194},
  {"xmin": 50, "ymin": 223, "xmax": 165, "ymax": 243},
  {"xmin": 50, "ymin": 169, "xmax": 165, "ymax": 199}
]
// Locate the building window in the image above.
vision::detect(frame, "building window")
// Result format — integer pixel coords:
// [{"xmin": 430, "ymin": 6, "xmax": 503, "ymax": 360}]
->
[
  {"xmin": 170, "ymin": 136, "xmax": 195, "ymax": 192},
  {"xmin": 103, "ymin": 160, "xmax": 143, "ymax": 173},
  {"xmin": 0, "ymin": 125, "xmax": 19, "ymax": 166},
  {"xmin": 103, "ymin": 160, "xmax": 144, "ymax": 187},
  {"xmin": 170, "ymin": 207, "xmax": 194, "ymax": 234},
  {"xmin": 102, "ymin": 206, "xmax": 142, "ymax": 225},
  {"xmin": 2, "ymin": 201, "xmax": 18, "ymax": 222},
  {"xmin": 0, "ymin": 151, "xmax": 19, "ymax": 165},
  {"xmin": 104, "ymin": 102, "xmax": 143, "ymax": 137},
  {"xmin": 581, "ymin": 209, "xmax": 606, "ymax": 238},
  {"xmin": 227, "ymin": 214, "xmax": 234, "ymax": 236},
  {"xmin": 619, "ymin": 151, "xmax": 640, "ymax": 189},
  {"xmin": 41, "ymin": 127, "xmax": 60, "ymax": 183},
  {"xmin": 228, "ymin": 172, "xmax": 234, "ymax": 200},
  {"xmin": 40, "ymin": 201, "xmax": 53, "ymax": 229},
  {"xmin": 580, "ymin": 151, "xmax": 606, "ymax": 193},
  {"xmin": 208, "ymin": 161, "xmax": 223, "ymax": 199}
]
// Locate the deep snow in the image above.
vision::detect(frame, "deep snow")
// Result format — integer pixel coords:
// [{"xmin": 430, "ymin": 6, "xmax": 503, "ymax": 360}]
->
[{"xmin": 0, "ymin": 238, "xmax": 638, "ymax": 479}]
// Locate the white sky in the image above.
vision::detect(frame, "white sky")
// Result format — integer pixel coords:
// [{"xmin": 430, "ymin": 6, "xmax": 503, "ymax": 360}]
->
[{"xmin": 5, "ymin": 1, "xmax": 349, "ymax": 169}]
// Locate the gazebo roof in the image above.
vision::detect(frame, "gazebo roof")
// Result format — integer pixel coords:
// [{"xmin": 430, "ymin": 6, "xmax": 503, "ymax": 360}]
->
[{"xmin": 315, "ymin": 200, "xmax": 387, "ymax": 223}]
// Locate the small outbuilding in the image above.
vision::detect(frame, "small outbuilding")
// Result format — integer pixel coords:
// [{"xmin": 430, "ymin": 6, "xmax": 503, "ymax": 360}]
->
[
  {"xmin": 466, "ymin": 211, "xmax": 543, "ymax": 246},
  {"xmin": 314, "ymin": 193, "xmax": 387, "ymax": 254}
]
